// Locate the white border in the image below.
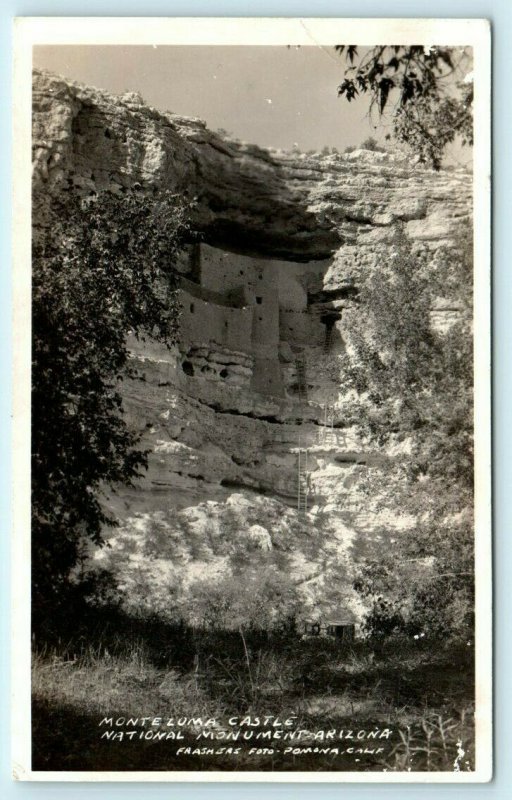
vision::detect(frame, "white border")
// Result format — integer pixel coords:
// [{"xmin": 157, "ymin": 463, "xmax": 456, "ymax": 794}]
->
[{"xmin": 12, "ymin": 16, "xmax": 492, "ymax": 783}]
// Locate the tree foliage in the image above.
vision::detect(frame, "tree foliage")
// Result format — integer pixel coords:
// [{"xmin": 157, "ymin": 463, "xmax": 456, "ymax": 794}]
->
[
  {"xmin": 339, "ymin": 225, "xmax": 474, "ymax": 641},
  {"xmin": 32, "ymin": 190, "xmax": 191, "ymax": 622},
  {"xmin": 336, "ymin": 45, "xmax": 473, "ymax": 169}
]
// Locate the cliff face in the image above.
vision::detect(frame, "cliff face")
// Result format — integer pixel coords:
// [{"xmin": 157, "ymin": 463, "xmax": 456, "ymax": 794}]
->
[
  {"xmin": 33, "ymin": 68, "xmax": 471, "ymax": 260},
  {"xmin": 32, "ymin": 69, "xmax": 472, "ymax": 621}
]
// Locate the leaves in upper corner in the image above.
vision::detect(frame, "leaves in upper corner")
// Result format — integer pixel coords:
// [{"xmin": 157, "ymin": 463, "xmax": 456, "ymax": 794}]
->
[
  {"xmin": 335, "ymin": 44, "xmax": 473, "ymax": 168},
  {"xmin": 338, "ymin": 78, "xmax": 358, "ymax": 102},
  {"xmin": 378, "ymin": 77, "xmax": 395, "ymax": 113},
  {"xmin": 335, "ymin": 45, "xmax": 358, "ymax": 64}
]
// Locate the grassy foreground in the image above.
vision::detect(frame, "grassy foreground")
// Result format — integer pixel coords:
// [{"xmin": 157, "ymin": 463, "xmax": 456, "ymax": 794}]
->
[{"xmin": 31, "ymin": 611, "xmax": 475, "ymax": 773}]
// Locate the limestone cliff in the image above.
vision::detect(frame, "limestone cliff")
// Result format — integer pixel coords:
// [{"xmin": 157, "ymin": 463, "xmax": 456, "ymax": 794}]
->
[
  {"xmin": 33, "ymin": 68, "xmax": 471, "ymax": 260},
  {"xmin": 32, "ymin": 69, "xmax": 472, "ymax": 622}
]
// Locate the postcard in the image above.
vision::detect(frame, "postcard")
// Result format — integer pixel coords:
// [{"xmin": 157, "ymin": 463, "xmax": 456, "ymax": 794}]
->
[{"xmin": 12, "ymin": 16, "xmax": 491, "ymax": 781}]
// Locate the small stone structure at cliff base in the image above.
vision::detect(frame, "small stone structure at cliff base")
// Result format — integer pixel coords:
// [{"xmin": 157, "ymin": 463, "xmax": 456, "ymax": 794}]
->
[{"xmin": 31, "ymin": 69, "xmax": 473, "ymax": 621}]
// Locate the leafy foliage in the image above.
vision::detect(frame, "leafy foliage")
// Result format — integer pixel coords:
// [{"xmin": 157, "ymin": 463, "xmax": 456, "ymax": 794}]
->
[
  {"xmin": 187, "ymin": 567, "xmax": 300, "ymax": 634},
  {"xmin": 336, "ymin": 46, "xmax": 473, "ymax": 169},
  {"xmin": 340, "ymin": 224, "xmax": 474, "ymax": 641},
  {"xmin": 32, "ymin": 190, "xmax": 191, "ymax": 623}
]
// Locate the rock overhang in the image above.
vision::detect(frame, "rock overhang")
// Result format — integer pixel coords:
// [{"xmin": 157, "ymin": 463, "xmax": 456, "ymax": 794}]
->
[{"xmin": 32, "ymin": 68, "xmax": 472, "ymax": 264}]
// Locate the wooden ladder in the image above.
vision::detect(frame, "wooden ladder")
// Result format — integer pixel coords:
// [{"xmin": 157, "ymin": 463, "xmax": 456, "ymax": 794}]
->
[
  {"xmin": 319, "ymin": 404, "xmax": 336, "ymax": 446},
  {"xmin": 296, "ymin": 357, "xmax": 308, "ymax": 402},
  {"xmin": 297, "ymin": 448, "xmax": 309, "ymax": 513},
  {"xmin": 323, "ymin": 323, "xmax": 335, "ymax": 353}
]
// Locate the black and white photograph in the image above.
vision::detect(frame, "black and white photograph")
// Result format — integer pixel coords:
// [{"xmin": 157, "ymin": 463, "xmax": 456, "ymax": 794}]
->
[{"xmin": 12, "ymin": 17, "xmax": 491, "ymax": 781}]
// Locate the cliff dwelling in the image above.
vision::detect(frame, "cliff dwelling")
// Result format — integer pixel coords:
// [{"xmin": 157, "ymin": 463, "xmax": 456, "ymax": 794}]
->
[{"xmin": 177, "ymin": 243, "xmax": 345, "ymax": 402}]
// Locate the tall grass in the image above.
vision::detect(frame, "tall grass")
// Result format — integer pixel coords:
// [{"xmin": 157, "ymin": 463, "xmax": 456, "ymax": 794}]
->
[
  {"xmin": 32, "ymin": 643, "xmax": 222, "ymax": 722},
  {"xmin": 32, "ymin": 620, "xmax": 475, "ymax": 772}
]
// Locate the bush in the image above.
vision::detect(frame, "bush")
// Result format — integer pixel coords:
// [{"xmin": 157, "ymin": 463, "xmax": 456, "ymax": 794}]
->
[
  {"xmin": 360, "ymin": 136, "xmax": 386, "ymax": 152},
  {"xmin": 186, "ymin": 566, "xmax": 300, "ymax": 634}
]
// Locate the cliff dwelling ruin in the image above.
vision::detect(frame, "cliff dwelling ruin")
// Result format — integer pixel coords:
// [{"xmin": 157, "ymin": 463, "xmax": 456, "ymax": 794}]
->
[{"xmin": 177, "ymin": 243, "xmax": 345, "ymax": 402}]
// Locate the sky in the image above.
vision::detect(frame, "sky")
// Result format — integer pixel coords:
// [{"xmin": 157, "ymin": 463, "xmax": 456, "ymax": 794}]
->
[{"xmin": 33, "ymin": 45, "xmax": 399, "ymax": 153}]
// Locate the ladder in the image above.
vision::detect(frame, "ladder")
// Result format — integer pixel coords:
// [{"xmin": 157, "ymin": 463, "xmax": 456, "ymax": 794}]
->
[
  {"xmin": 295, "ymin": 357, "xmax": 308, "ymax": 402},
  {"xmin": 323, "ymin": 322, "xmax": 335, "ymax": 353},
  {"xmin": 297, "ymin": 448, "xmax": 310, "ymax": 513},
  {"xmin": 319, "ymin": 403, "xmax": 337, "ymax": 447}
]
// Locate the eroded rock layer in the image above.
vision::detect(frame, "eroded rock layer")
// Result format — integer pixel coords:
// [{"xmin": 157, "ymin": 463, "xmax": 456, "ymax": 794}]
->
[{"xmin": 33, "ymin": 69, "xmax": 471, "ymax": 260}]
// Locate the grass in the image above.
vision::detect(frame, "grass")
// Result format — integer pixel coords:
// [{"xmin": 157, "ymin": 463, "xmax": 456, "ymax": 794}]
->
[
  {"xmin": 32, "ymin": 645, "xmax": 217, "ymax": 721},
  {"xmin": 31, "ymin": 615, "xmax": 475, "ymax": 773}
]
